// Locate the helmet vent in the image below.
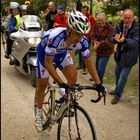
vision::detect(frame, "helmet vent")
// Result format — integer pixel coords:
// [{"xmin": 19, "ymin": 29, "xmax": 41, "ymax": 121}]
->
[
  {"xmin": 70, "ymin": 15, "xmax": 74, "ymax": 22},
  {"xmin": 79, "ymin": 17, "xmax": 85, "ymax": 23}
]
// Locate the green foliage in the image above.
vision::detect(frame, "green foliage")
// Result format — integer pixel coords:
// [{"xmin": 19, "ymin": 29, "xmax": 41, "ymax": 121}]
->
[
  {"xmin": 101, "ymin": 4, "xmax": 119, "ymax": 16},
  {"xmin": 101, "ymin": 0, "xmax": 139, "ymax": 17}
]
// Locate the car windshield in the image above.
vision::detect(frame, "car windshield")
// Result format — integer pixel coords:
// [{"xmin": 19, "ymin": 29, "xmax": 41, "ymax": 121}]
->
[{"xmin": 20, "ymin": 15, "xmax": 42, "ymax": 31}]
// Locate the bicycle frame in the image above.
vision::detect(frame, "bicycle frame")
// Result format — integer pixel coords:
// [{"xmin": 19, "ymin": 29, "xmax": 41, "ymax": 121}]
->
[
  {"xmin": 42, "ymin": 83, "xmax": 106, "ymax": 131},
  {"xmin": 47, "ymin": 87, "xmax": 72, "ymax": 125}
]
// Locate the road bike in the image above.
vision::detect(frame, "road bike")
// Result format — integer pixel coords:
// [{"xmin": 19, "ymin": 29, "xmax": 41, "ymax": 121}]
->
[{"xmin": 34, "ymin": 82, "xmax": 106, "ymax": 140}]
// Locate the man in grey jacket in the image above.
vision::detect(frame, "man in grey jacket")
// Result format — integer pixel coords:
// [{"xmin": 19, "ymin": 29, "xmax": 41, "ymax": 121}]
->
[
  {"xmin": 2, "ymin": 5, "xmax": 13, "ymax": 58},
  {"xmin": 109, "ymin": 9, "xmax": 139, "ymax": 104}
]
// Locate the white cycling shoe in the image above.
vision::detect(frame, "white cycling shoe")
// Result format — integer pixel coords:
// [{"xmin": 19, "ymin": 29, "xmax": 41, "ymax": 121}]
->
[{"xmin": 35, "ymin": 111, "xmax": 43, "ymax": 132}]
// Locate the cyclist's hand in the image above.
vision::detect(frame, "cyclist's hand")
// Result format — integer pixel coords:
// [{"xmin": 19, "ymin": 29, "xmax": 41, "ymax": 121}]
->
[
  {"xmin": 59, "ymin": 83, "xmax": 69, "ymax": 96},
  {"xmin": 96, "ymin": 84, "xmax": 106, "ymax": 97}
]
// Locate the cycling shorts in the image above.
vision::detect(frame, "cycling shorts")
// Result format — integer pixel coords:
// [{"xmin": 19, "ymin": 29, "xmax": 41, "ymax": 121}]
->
[{"xmin": 36, "ymin": 49, "xmax": 74, "ymax": 79}]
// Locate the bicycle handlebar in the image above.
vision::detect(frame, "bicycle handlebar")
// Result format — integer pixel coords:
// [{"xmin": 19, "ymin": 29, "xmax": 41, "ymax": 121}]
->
[{"xmin": 69, "ymin": 84, "xmax": 106, "ymax": 105}]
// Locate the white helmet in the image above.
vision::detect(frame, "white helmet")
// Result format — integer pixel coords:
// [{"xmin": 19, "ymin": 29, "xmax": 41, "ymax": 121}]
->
[
  {"xmin": 20, "ymin": 4, "xmax": 27, "ymax": 10},
  {"xmin": 10, "ymin": 2, "xmax": 20, "ymax": 9},
  {"xmin": 67, "ymin": 10, "xmax": 91, "ymax": 34}
]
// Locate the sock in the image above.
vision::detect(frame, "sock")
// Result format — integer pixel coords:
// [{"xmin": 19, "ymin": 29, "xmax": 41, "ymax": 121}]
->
[{"xmin": 36, "ymin": 108, "xmax": 43, "ymax": 116}]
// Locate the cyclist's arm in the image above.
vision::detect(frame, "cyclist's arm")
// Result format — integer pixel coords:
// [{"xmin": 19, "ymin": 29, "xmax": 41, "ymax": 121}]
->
[
  {"xmin": 45, "ymin": 55, "xmax": 64, "ymax": 84},
  {"xmin": 80, "ymin": 37, "xmax": 101, "ymax": 85},
  {"xmin": 84, "ymin": 57, "xmax": 101, "ymax": 85}
]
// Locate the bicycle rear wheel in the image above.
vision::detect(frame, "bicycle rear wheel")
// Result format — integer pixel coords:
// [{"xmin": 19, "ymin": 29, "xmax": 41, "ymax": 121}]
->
[{"xmin": 57, "ymin": 105, "xmax": 96, "ymax": 140}]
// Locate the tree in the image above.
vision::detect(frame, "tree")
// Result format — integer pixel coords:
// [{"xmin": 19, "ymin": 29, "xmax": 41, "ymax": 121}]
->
[{"xmin": 101, "ymin": 0, "xmax": 139, "ymax": 20}]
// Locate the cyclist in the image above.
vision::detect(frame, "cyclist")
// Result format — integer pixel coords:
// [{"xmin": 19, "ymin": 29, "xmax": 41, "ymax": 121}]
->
[{"xmin": 35, "ymin": 10, "xmax": 106, "ymax": 131}]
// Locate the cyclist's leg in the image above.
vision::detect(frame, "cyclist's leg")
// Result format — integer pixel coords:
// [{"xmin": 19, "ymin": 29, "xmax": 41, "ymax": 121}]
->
[
  {"xmin": 60, "ymin": 53, "xmax": 77, "ymax": 84},
  {"xmin": 62, "ymin": 64, "xmax": 77, "ymax": 85},
  {"xmin": 54, "ymin": 53, "xmax": 77, "ymax": 103},
  {"xmin": 35, "ymin": 49, "xmax": 49, "ymax": 131},
  {"xmin": 36, "ymin": 78, "xmax": 49, "ymax": 109},
  {"xmin": 35, "ymin": 78, "xmax": 49, "ymax": 131},
  {"xmin": 54, "ymin": 52, "xmax": 77, "ymax": 85}
]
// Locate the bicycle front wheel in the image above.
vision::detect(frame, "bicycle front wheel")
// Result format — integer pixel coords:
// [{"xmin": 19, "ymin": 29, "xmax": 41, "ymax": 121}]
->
[{"xmin": 57, "ymin": 105, "xmax": 96, "ymax": 140}]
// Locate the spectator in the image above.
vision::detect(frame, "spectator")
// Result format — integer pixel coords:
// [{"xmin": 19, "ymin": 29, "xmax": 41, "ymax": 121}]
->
[
  {"xmin": 9, "ymin": 2, "xmax": 21, "ymax": 33},
  {"xmin": 53, "ymin": 5, "xmax": 67, "ymax": 28},
  {"xmin": 4, "ymin": 5, "xmax": 11, "ymax": 16},
  {"xmin": 43, "ymin": 1, "xmax": 57, "ymax": 30},
  {"xmin": 81, "ymin": 5, "xmax": 96, "ymax": 42},
  {"xmin": 25, "ymin": 0, "xmax": 38, "ymax": 16},
  {"xmin": 1, "ymin": 5, "xmax": 13, "ymax": 58},
  {"xmin": 91, "ymin": 12, "xmax": 114, "ymax": 84},
  {"xmin": 109, "ymin": 9, "xmax": 139, "ymax": 104},
  {"xmin": 4, "ymin": 2, "xmax": 20, "ymax": 58},
  {"xmin": 2, "ymin": 6, "xmax": 12, "ymax": 30},
  {"xmin": 76, "ymin": 0, "xmax": 82, "ymax": 11},
  {"xmin": 76, "ymin": 5, "xmax": 96, "ymax": 75},
  {"xmin": 20, "ymin": 4, "xmax": 28, "ymax": 16}
]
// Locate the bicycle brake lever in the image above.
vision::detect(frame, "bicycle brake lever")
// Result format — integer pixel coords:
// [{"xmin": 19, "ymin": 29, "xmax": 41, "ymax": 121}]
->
[{"xmin": 91, "ymin": 92, "xmax": 106, "ymax": 104}]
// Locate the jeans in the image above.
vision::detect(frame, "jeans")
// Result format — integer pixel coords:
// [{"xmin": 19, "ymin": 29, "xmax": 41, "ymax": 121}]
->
[
  {"xmin": 114, "ymin": 63, "xmax": 131, "ymax": 99},
  {"xmin": 78, "ymin": 40, "xmax": 91, "ymax": 69},
  {"xmin": 96, "ymin": 56, "xmax": 110, "ymax": 84}
]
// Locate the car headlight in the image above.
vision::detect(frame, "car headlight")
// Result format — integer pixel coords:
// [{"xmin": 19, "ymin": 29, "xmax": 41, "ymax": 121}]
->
[{"xmin": 24, "ymin": 37, "xmax": 41, "ymax": 46}]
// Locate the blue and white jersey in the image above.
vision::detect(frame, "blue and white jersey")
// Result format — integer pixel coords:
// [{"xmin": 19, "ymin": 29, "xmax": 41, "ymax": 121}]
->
[
  {"xmin": 36, "ymin": 27, "xmax": 90, "ymax": 78},
  {"xmin": 37, "ymin": 27, "xmax": 90, "ymax": 58}
]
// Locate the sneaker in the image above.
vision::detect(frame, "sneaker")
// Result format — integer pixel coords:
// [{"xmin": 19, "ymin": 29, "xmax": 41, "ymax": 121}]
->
[
  {"xmin": 55, "ymin": 97, "xmax": 65, "ymax": 104},
  {"xmin": 35, "ymin": 112, "xmax": 43, "ymax": 131},
  {"xmin": 111, "ymin": 97, "xmax": 120, "ymax": 104}
]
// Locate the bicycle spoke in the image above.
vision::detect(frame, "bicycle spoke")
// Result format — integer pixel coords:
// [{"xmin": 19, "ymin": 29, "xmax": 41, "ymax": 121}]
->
[{"xmin": 74, "ymin": 107, "xmax": 81, "ymax": 139}]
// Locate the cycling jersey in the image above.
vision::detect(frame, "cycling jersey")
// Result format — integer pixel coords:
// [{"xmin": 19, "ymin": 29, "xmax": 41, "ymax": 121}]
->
[{"xmin": 36, "ymin": 27, "xmax": 90, "ymax": 78}]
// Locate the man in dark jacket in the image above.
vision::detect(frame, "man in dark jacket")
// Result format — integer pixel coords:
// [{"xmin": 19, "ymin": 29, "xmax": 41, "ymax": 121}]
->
[
  {"xmin": 76, "ymin": 0, "xmax": 82, "ymax": 11},
  {"xmin": 109, "ymin": 9, "xmax": 139, "ymax": 104},
  {"xmin": 44, "ymin": 1, "xmax": 57, "ymax": 30}
]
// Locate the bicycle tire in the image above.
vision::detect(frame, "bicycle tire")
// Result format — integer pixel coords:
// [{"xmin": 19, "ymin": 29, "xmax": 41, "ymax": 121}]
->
[
  {"xmin": 57, "ymin": 105, "xmax": 97, "ymax": 140},
  {"xmin": 30, "ymin": 66, "xmax": 36, "ymax": 88}
]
